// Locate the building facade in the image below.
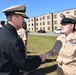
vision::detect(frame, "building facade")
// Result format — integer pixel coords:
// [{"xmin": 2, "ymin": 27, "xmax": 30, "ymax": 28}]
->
[
  {"xmin": 53, "ymin": 8, "xmax": 76, "ymax": 30},
  {"xmin": 26, "ymin": 8, "xmax": 76, "ymax": 32},
  {"xmin": 26, "ymin": 13, "xmax": 53, "ymax": 32}
]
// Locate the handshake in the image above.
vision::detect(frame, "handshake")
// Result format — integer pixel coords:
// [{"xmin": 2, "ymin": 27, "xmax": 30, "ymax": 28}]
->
[
  {"xmin": 39, "ymin": 50, "xmax": 56, "ymax": 62},
  {"xmin": 39, "ymin": 40, "xmax": 62, "ymax": 62}
]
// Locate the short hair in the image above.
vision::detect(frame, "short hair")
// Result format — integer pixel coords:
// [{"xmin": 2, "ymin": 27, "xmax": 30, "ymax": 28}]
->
[
  {"xmin": 0, "ymin": 21, "xmax": 5, "ymax": 25},
  {"xmin": 23, "ymin": 21, "xmax": 27, "ymax": 29},
  {"xmin": 6, "ymin": 15, "xmax": 13, "ymax": 21}
]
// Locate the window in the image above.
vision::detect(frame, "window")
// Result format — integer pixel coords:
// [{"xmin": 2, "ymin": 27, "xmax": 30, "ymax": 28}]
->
[
  {"xmin": 54, "ymin": 20, "xmax": 57, "ymax": 24},
  {"xmin": 47, "ymin": 16, "xmax": 50, "ymax": 19},
  {"xmin": 28, "ymin": 20, "xmax": 30, "ymax": 22},
  {"xmin": 40, "ymin": 22, "xmax": 42, "ymax": 25},
  {"xmin": 40, "ymin": 17, "xmax": 41, "ymax": 21},
  {"xmin": 47, "ymin": 21, "xmax": 50, "ymax": 25},
  {"xmin": 29, "ymin": 24, "xmax": 30, "ymax": 26},
  {"xmin": 54, "ymin": 26, "xmax": 57, "ymax": 30},
  {"xmin": 47, "ymin": 27, "xmax": 50, "ymax": 30},
  {"xmin": 74, "ymin": 11, "xmax": 76, "ymax": 15},
  {"xmin": 36, "ymin": 18, "xmax": 38, "ymax": 21},
  {"xmin": 60, "ymin": 13, "xmax": 63, "ymax": 18},
  {"xmin": 29, "ymin": 28, "xmax": 30, "ymax": 30},
  {"xmin": 54, "ymin": 14, "xmax": 57, "ymax": 18},
  {"xmin": 31, "ymin": 19, "xmax": 33, "ymax": 22},
  {"xmin": 36, "ymin": 23, "xmax": 38, "ymax": 26},
  {"xmin": 66, "ymin": 11, "xmax": 70, "ymax": 14},
  {"xmin": 43, "ymin": 27, "xmax": 45, "ymax": 30},
  {"xmin": 43, "ymin": 22, "xmax": 45, "ymax": 25},
  {"xmin": 32, "ymin": 28, "xmax": 33, "ymax": 30},
  {"xmin": 32, "ymin": 23, "xmax": 33, "ymax": 26},
  {"xmin": 43, "ymin": 16, "xmax": 45, "ymax": 20},
  {"xmin": 36, "ymin": 27, "xmax": 38, "ymax": 30}
]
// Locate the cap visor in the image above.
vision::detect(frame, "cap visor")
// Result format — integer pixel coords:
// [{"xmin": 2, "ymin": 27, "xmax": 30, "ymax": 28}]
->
[
  {"xmin": 15, "ymin": 12, "xmax": 29, "ymax": 19},
  {"xmin": 23, "ymin": 14, "xmax": 29, "ymax": 19},
  {"xmin": 60, "ymin": 18, "xmax": 75, "ymax": 24}
]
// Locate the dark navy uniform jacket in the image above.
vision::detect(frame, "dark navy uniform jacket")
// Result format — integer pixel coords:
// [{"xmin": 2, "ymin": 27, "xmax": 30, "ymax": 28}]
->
[{"xmin": 0, "ymin": 23, "xmax": 42, "ymax": 75}]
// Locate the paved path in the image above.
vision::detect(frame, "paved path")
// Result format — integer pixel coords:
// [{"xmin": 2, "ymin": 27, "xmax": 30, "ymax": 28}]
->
[{"xmin": 28, "ymin": 32, "xmax": 61, "ymax": 36}]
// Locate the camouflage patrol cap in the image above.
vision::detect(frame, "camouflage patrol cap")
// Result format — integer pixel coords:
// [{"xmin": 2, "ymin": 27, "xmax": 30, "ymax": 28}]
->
[
  {"xmin": 61, "ymin": 15, "xmax": 76, "ymax": 24},
  {"xmin": 2, "ymin": 4, "xmax": 29, "ymax": 19}
]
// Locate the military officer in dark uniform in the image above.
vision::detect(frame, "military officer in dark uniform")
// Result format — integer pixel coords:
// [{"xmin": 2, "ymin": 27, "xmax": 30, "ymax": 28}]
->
[{"xmin": 0, "ymin": 4, "xmax": 46, "ymax": 75}]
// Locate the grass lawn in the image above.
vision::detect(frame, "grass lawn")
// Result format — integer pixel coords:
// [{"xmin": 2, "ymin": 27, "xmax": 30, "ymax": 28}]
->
[{"xmin": 27, "ymin": 35, "xmax": 57, "ymax": 75}]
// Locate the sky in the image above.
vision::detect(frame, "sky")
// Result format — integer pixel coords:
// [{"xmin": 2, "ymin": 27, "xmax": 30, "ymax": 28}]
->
[{"xmin": 0, "ymin": 0, "xmax": 76, "ymax": 21}]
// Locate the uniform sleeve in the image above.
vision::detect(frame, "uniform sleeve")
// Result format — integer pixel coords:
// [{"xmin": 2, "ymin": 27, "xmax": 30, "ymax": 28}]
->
[
  {"xmin": 22, "ymin": 29, "xmax": 27, "ymax": 41},
  {"xmin": 52, "ymin": 40, "xmax": 62, "ymax": 54},
  {"xmin": 9, "ymin": 39, "xmax": 42, "ymax": 71}
]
